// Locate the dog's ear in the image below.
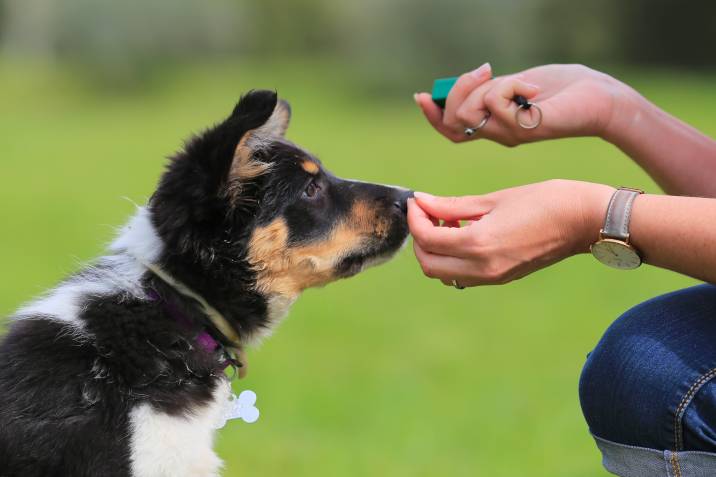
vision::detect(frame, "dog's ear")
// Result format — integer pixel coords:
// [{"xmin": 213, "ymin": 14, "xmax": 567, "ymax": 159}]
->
[
  {"xmin": 167, "ymin": 90, "xmax": 290, "ymax": 192},
  {"xmin": 151, "ymin": 91, "xmax": 291, "ymax": 255},
  {"xmin": 196, "ymin": 89, "xmax": 291, "ymax": 173},
  {"xmin": 228, "ymin": 92, "xmax": 291, "ymax": 201},
  {"xmin": 231, "ymin": 90, "xmax": 291, "ymax": 141},
  {"xmin": 230, "ymin": 90, "xmax": 291, "ymax": 155}
]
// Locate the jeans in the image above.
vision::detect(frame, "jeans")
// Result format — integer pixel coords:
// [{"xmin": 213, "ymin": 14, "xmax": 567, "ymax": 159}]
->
[{"xmin": 580, "ymin": 284, "xmax": 716, "ymax": 477}]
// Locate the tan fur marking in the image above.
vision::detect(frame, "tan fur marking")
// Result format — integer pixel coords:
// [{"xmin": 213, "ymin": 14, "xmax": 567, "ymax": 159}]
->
[
  {"xmin": 301, "ymin": 160, "xmax": 319, "ymax": 175},
  {"xmin": 261, "ymin": 102, "xmax": 290, "ymax": 137},
  {"xmin": 352, "ymin": 200, "xmax": 391, "ymax": 239},
  {"xmin": 247, "ymin": 201, "xmax": 390, "ymax": 298},
  {"xmin": 227, "ymin": 133, "xmax": 272, "ymax": 202}
]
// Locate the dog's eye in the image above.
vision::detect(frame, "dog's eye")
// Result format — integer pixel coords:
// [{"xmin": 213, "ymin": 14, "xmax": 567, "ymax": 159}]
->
[{"xmin": 304, "ymin": 180, "xmax": 320, "ymax": 199}]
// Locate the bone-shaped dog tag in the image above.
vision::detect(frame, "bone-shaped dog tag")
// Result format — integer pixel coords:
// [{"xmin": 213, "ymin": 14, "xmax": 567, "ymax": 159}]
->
[{"xmin": 214, "ymin": 390, "xmax": 260, "ymax": 429}]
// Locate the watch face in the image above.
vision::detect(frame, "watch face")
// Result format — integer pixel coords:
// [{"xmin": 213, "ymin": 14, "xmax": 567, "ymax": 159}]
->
[{"xmin": 591, "ymin": 239, "xmax": 642, "ymax": 270}]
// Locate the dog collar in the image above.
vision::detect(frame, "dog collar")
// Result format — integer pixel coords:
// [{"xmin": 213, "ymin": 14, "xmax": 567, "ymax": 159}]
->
[
  {"xmin": 141, "ymin": 261, "xmax": 247, "ymax": 378},
  {"xmin": 145, "ymin": 288, "xmax": 260, "ymax": 424}
]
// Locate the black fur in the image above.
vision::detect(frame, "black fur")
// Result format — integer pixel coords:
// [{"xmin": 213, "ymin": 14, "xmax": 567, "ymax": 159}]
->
[
  {"xmin": 0, "ymin": 90, "xmax": 411, "ymax": 476},
  {"xmin": 0, "ymin": 318, "xmax": 133, "ymax": 476}
]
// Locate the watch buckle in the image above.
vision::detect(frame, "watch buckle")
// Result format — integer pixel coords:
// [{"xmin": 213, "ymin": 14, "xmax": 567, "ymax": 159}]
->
[
  {"xmin": 618, "ymin": 186, "xmax": 645, "ymax": 194},
  {"xmin": 598, "ymin": 229, "xmax": 632, "ymax": 244}
]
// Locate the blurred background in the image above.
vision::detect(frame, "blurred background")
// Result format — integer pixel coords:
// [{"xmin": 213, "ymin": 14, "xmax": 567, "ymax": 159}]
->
[{"xmin": 1, "ymin": 0, "xmax": 714, "ymax": 475}]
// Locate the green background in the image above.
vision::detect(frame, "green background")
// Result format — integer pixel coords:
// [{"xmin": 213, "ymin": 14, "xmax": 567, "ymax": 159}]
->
[{"xmin": 1, "ymin": 59, "xmax": 711, "ymax": 476}]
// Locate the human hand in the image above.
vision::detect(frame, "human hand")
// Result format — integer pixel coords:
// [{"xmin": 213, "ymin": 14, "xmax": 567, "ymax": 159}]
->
[
  {"xmin": 407, "ymin": 180, "xmax": 614, "ymax": 287},
  {"xmin": 414, "ymin": 64, "xmax": 632, "ymax": 146}
]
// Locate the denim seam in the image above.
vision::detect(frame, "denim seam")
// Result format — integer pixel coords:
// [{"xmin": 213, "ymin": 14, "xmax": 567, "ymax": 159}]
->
[
  {"xmin": 670, "ymin": 451, "xmax": 681, "ymax": 477},
  {"xmin": 673, "ymin": 367, "xmax": 716, "ymax": 451},
  {"xmin": 668, "ymin": 367, "xmax": 716, "ymax": 477}
]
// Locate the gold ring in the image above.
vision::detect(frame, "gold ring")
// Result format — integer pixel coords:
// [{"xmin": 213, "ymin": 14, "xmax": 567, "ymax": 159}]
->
[{"xmin": 452, "ymin": 279, "xmax": 465, "ymax": 290}]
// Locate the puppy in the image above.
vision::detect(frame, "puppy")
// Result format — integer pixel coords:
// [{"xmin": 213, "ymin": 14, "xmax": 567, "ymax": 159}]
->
[{"xmin": 0, "ymin": 90, "xmax": 411, "ymax": 477}]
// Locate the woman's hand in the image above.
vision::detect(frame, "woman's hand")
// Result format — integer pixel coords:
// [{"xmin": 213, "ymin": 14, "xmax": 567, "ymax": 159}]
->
[
  {"xmin": 414, "ymin": 64, "xmax": 632, "ymax": 146},
  {"xmin": 407, "ymin": 180, "xmax": 614, "ymax": 287}
]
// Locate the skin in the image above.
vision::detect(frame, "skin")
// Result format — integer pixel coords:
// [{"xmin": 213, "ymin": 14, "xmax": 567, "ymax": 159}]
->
[{"xmin": 410, "ymin": 63, "xmax": 716, "ymax": 287}]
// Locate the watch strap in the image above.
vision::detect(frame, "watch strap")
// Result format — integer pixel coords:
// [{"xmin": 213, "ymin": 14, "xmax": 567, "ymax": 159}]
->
[{"xmin": 602, "ymin": 187, "xmax": 643, "ymax": 240}]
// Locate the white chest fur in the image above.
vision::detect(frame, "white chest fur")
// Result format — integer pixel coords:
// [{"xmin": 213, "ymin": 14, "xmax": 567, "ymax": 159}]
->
[{"xmin": 128, "ymin": 379, "xmax": 231, "ymax": 477}]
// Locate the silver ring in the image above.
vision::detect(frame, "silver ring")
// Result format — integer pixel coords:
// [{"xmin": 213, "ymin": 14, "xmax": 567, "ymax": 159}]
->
[
  {"xmin": 451, "ymin": 279, "xmax": 465, "ymax": 290},
  {"xmin": 515, "ymin": 103, "xmax": 543, "ymax": 129},
  {"xmin": 464, "ymin": 113, "xmax": 491, "ymax": 136}
]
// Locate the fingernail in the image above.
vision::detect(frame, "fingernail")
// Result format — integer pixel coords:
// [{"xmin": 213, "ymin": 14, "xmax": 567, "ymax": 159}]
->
[
  {"xmin": 524, "ymin": 82, "xmax": 539, "ymax": 89},
  {"xmin": 469, "ymin": 62, "xmax": 491, "ymax": 79},
  {"xmin": 414, "ymin": 191, "xmax": 435, "ymax": 201},
  {"xmin": 413, "ymin": 93, "xmax": 420, "ymax": 106}
]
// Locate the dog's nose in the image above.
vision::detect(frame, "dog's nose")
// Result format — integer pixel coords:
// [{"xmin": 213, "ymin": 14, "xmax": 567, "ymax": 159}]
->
[{"xmin": 393, "ymin": 190, "xmax": 414, "ymax": 215}]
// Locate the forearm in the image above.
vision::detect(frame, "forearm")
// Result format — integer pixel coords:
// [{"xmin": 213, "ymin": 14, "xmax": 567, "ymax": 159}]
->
[
  {"xmin": 581, "ymin": 188, "xmax": 716, "ymax": 283},
  {"xmin": 603, "ymin": 86, "xmax": 716, "ymax": 197},
  {"xmin": 630, "ymin": 195, "xmax": 716, "ymax": 283}
]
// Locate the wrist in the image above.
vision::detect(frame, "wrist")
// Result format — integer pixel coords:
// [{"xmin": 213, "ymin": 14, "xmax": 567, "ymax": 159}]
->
[
  {"xmin": 573, "ymin": 182, "xmax": 616, "ymax": 253},
  {"xmin": 599, "ymin": 81, "xmax": 649, "ymax": 146}
]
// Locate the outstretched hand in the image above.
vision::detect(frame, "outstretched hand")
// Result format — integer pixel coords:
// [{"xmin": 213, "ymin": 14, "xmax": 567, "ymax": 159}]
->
[{"xmin": 407, "ymin": 181, "xmax": 614, "ymax": 287}]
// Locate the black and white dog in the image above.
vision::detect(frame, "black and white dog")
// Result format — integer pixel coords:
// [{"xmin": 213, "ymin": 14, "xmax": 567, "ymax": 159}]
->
[{"xmin": 0, "ymin": 90, "xmax": 411, "ymax": 477}]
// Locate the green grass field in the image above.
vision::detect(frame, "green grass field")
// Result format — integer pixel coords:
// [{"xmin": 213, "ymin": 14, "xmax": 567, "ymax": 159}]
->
[{"xmin": 1, "ymin": 59, "xmax": 712, "ymax": 476}]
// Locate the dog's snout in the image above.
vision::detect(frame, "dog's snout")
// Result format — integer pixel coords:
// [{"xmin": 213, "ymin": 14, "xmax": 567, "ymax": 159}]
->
[{"xmin": 393, "ymin": 190, "xmax": 414, "ymax": 215}]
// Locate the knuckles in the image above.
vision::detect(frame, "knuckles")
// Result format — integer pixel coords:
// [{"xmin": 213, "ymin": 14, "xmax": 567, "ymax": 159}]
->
[
  {"xmin": 415, "ymin": 254, "xmax": 439, "ymax": 279},
  {"xmin": 455, "ymin": 108, "xmax": 476, "ymax": 126},
  {"xmin": 483, "ymin": 90, "xmax": 499, "ymax": 110},
  {"xmin": 500, "ymin": 138, "xmax": 519, "ymax": 148},
  {"xmin": 480, "ymin": 266, "xmax": 508, "ymax": 284},
  {"xmin": 420, "ymin": 262, "xmax": 439, "ymax": 279}
]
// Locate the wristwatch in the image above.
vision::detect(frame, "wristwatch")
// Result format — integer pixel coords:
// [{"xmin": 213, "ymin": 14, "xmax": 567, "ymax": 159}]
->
[{"xmin": 590, "ymin": 187, "xmax": 644, "ymax": 270}]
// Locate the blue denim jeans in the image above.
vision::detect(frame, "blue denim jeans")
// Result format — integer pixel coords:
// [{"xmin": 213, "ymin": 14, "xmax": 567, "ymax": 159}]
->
[{"xmin": 580, "ymin": 284, "xmax": 716, "ymax": 477}]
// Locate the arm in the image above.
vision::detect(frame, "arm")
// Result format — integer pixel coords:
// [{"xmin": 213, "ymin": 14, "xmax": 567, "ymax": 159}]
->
[
  {"xmin": 414, "ymin": 64, "xmax": 716, "ymax": 197},
  {"xmin": 625, "ymin": 194, "xmax": 716, "ymax": 282},
  {"xmin": 604, "ymin": 89, "xmax": 716, "ymax": 197},
  {"xmin": 408, "ymin": 181, "xmax": 716, "ymax": 286}
]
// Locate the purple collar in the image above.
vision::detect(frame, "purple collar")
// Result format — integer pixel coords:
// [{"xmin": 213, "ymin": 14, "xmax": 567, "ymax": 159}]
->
[{"xmin": 146, "ymin": 288, "xmax": 220, "ymax": 355}]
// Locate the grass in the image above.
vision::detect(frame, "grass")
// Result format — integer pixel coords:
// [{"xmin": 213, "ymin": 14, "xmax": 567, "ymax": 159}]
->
[{"xmin": 1, "ymin": 58, "xmax": 712, "ymax": 476}]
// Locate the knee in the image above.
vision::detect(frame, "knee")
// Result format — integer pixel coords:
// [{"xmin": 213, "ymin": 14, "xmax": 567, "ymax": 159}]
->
[
  {"xmin": 578, "ymin": 287, "xmax": 716, "ymax": 446},
  {"xmin": 579, "ymin": 300, "xmax": 659, "ymax": 441}
]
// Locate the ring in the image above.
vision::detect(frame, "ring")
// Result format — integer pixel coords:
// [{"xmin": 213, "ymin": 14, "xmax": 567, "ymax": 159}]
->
[
  {"xmin": 464, "ymin": 113, "xmax": 491, "ymax": 136},
  {"xmin": 515, "ymin": 102, "xmax": 543, "ymax": 129},
  {"xmin": 451, "ymin": 279, "xmax": 465, "ymax": 290}
]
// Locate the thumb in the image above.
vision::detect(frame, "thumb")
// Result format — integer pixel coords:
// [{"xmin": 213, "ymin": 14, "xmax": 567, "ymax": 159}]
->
[
  {"xmin": 414, "ymin": 93, "xmax": 448, "ymax": 133},
  {"xmin": 413, "ymin": 192, "xmax": 492, "ymax": 221}
]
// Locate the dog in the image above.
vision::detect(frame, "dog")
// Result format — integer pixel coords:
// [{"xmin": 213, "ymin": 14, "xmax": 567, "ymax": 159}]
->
[{"xmin": 0, "ymin": 90, "xmax": 412, "ymax": 477}]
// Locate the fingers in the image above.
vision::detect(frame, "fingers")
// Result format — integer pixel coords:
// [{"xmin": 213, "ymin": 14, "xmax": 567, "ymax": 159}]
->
[
  {"xmin": 415, "ymin": 63, "xmax": 544, "ymax": 146},
  {"xmin": 438, "ymin": 220, "xmax": 459, "ymax": 285},
  {"xmin": 442, "ymin": 63, "xmax": 492, "ymax": 132},
  {"xmin": 482, "ymin": 77, "xmax": 539, "ymax": 126},
  {"xmin": 413, "ymin": 192, "xmax": 492, "ymax": 222},
  {"xmin": 414, "ymin": 93, "xmax": 462, "ymax": 142},
  {"xmin": 458, "ymin": 77, "xmax": 539, "ymax": 125},
  {"xmin": 414, "ymin": 241, "xmax": 499, "ymax": 288},
  {"xmin": 451, "ymin": 77, "xmax": 496, "ymax": 131},
  {"xmin": 414, "ymin": 62, "xmax": 492, "ymax": 142},
  {"xmin": 448, "ymin": 76, "xmax": 540, "ymax": 146},
  {"xmin": 407, "ymin": 199, "xmax": 475, "ymax": 257},
  {"xmin": 413, "ymin": 240, "xmax": 475, "ymax": 282}
]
